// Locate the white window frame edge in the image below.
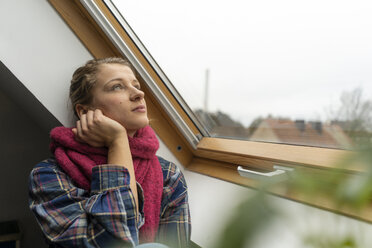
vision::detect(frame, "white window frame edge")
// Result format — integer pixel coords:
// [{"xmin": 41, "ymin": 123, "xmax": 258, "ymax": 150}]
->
[{"xmin": 80, "ymin": 0, "xmax": 209, "ymax": 150}]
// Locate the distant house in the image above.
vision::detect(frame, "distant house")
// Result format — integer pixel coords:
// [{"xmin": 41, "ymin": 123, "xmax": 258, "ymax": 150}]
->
[
  {"xmin": 249, "ymin": 118, "xmax": 353, "ymax": 149},
  {"xmin": 194, "ymin": 109, "xmax": 250, "ymax": 138}
]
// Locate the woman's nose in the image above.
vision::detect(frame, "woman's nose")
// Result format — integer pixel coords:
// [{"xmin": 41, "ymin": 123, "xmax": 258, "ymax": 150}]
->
[{"xmin": 130, "ymin": 87, "xmax": 145, "ymax": 101}]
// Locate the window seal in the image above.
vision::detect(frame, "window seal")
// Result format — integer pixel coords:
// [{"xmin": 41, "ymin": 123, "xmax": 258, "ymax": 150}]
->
[{"xmin": 197, "ymin": 137, "xmax": 361, "ymax": 173}]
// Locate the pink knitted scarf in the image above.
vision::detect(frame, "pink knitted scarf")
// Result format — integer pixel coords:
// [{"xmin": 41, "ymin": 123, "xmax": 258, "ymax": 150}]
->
[{"xmin": 50, "ymin": 125, "xmax": 163, "ymax": 242}]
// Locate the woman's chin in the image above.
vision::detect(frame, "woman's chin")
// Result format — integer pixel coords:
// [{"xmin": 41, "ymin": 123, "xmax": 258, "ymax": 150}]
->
[
  {"xmin": 126, "ymin": 119, "xmax": 149, "ymax": 132},
  {"xmin": 139, "ymin": 117, "xmax": 150, "ymax": 128}
]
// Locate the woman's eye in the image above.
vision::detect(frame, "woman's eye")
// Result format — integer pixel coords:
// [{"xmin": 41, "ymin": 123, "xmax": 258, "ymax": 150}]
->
[{"xmin": 112, "ymin": 84, "xmax": 124, "ymax": 90}]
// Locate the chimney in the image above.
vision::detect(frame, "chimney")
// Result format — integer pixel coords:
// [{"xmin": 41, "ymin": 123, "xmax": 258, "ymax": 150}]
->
[
  {"xmin": 295, "ymin": 120, "xmax": 305, "ymax": 132},
  {"xmin": 311, "ymin": 121, "xmax": 323, "ymax": 134}
]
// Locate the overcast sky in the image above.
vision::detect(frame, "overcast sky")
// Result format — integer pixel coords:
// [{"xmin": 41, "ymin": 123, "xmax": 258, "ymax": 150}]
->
[{"xmin": 113, "ymin": 0, "xmax": 372, "ymax": 127}]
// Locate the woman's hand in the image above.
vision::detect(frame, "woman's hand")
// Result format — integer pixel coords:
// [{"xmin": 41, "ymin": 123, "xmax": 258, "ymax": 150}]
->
[
  {"xmin": 74, "ymin": 109, "xmax": 138, "ymax": 217},
  {"xmin": 72, "ymin": 109, "xmax": 127, "ymax": 148}
]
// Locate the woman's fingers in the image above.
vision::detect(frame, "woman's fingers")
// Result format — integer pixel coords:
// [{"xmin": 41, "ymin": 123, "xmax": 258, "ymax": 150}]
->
[
  {"xmin": 73, "ymin": 111, "xmax": 105, "ymax": 147},
  {"xmin": 76, "ymin": 120, "xmax": 84, "ymax": 139},
  {"xmin": 74, "ymin": 120, "xmax": 88, "ymax": 143},
  {"xmin": 72, "ymin": 127, "xmax": 84, "ymax": 143},
  {"xmin": 74, "ymin": 121, "xmax": 104, "ymax": 146},
  {"xmin": 80, "ymin": 113, "xmax": 89, "ymax": 135},
  {"xmin": 86, "ymin": 110, "xmax": 94, "ymax": 127},
  {"xmin": 94, "ymin": 108, "xmax": 102, "ymax": 116},
  {"xmin": 93, "ymin": 109, "xmax": 103, "ymax": 124},
  {"xmin": 73, "ymin": 108, "xmax": 127, "ymax": 147}
]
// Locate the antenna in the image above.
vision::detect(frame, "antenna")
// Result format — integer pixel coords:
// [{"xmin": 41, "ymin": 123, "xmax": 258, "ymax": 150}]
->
[{"xmin": 204, "ymin": 68, "xmax": 209, "ymax": 113}]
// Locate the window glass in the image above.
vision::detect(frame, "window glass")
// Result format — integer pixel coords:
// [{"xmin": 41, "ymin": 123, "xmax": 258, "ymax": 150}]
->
[{"xmin": 112, "ymin": 0, "xmax": 372, "ymax": 149}]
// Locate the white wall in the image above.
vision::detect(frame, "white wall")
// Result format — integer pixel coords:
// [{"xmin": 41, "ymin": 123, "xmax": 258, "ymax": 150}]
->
[
  {"xmin": 0, "ymin": 0, "xmax": 92, "ymax": 127},
  {"xmin": 1, "ymin": 1, "xmax": 372, "ymax": 248}
]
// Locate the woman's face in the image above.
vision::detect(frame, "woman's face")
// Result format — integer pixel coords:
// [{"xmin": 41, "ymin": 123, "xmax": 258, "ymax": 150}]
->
[{"xmin": 89, "ymin": 63, "xmax": 149, "ymax": 136}]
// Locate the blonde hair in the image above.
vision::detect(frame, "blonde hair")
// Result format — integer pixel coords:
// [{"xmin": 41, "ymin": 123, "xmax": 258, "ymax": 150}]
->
[{"xmin": 69, "ymin": 57, "xmax": 133, "ymax": 118}]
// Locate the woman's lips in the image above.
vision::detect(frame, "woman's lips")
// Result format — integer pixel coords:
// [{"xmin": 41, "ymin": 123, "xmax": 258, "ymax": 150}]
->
[{"xmin": 132, "ymin": 105, "xmax": 146, "ymax": 112}]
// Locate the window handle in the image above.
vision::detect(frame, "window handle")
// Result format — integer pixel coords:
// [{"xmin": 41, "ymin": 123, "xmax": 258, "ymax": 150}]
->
[{"xmin": 237, "ymin": 165, "xmax": 294, "ymax": 182}]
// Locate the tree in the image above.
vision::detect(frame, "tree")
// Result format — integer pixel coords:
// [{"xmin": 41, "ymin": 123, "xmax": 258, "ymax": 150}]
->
[{"xmin": 327, "ymin": 88, "xmax": 372, "ymax": 145}]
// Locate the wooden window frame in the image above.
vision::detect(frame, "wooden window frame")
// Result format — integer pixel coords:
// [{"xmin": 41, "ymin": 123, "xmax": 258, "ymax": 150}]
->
[{"xmin": 49, "ymin": 0, "xmax": 372, "ymax": 223}]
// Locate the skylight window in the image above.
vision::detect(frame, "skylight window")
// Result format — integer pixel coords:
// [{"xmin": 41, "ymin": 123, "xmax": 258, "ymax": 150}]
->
[{"xmin": 110, "ymin": 0, "xmax": 372, "ymax": 149}]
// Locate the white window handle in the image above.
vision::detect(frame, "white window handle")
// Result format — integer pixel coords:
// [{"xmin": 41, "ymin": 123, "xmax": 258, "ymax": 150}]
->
[{"xmin": 237, "ymin": 165, "xmax": 294, "ymax": 182}]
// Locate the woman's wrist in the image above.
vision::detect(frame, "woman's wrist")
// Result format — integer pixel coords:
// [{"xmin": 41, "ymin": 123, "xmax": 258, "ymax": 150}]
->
[
  {"xmin": 107, "ymin": 133, "xmax": 132, "ymax": 167},
  {"xmin": 107, "ymin": 132, "xmax": 128, "ymax": 148}
]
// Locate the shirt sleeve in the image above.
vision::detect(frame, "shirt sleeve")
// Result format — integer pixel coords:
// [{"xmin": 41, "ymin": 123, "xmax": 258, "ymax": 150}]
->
[
  {"xmin": 28, "ymin": 160, "xmax": 144, "ymax": 248},
  {"xmin": 156, "ymin": 161, "xmax": 191, "ymax": 248}
]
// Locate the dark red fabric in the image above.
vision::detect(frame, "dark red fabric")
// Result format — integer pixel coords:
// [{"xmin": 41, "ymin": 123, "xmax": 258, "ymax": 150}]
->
[{"xmin": 50, "ymin": 125, "xmax": 163, "ymax": 242}]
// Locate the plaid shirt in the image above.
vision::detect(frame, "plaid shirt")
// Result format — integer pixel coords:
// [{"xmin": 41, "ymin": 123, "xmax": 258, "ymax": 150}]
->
[{"xmin": 29, "ymin": 156, "xmax": 190, "ymax": 248}]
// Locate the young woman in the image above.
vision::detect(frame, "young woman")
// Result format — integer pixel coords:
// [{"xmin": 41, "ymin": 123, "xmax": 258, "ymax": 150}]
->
[{"xmin": 28, "ymin": 58, "xmax": 191, "ymax": 248}]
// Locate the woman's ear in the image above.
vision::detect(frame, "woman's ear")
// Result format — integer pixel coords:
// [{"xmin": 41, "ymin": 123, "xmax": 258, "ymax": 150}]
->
[{"xmin": 75, "ymin": 104, "xmax": 89, "ymax": 119}]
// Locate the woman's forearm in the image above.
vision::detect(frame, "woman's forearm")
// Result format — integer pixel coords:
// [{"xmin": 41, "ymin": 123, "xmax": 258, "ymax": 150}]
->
[{"xmin": 108, "ymin": 136, "xmax": 139, "ymax": 218}]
